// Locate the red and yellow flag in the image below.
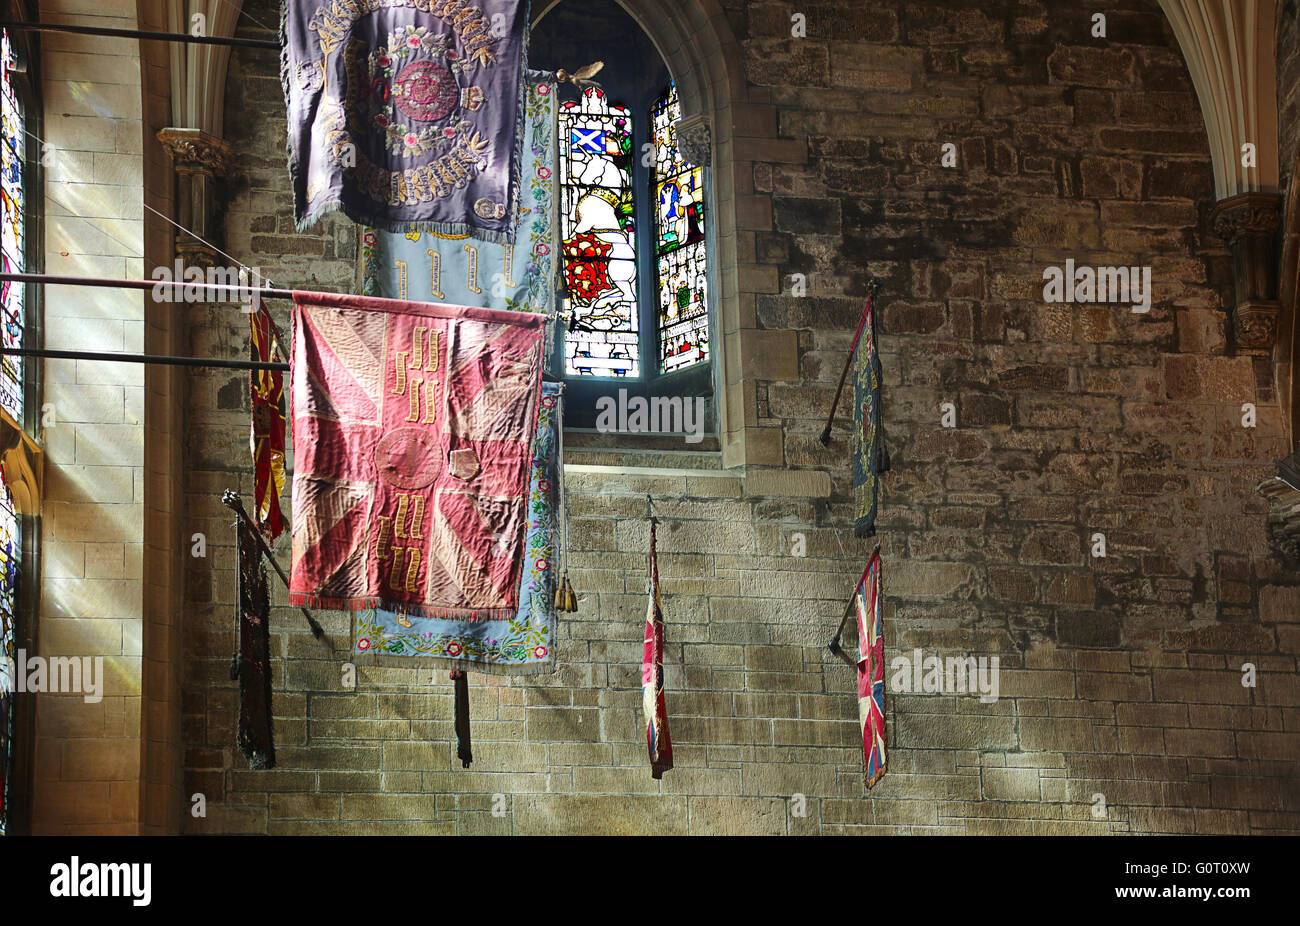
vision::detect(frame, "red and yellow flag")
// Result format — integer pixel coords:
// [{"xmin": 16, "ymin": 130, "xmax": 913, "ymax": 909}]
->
[{"xmin": 250, "ymin": 308, "xmax": 287, "ymax": 541}]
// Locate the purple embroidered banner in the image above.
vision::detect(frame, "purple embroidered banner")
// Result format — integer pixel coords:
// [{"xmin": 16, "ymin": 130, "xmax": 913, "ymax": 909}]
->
[{"xmin": 282, "ymin": 0, "xmax": 530, "ymax": 241}]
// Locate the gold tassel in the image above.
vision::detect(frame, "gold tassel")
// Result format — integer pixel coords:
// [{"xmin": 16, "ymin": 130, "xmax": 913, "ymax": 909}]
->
[{"xmin": 563, "ymin": 574, "xmax": 577, "ymax": 611}]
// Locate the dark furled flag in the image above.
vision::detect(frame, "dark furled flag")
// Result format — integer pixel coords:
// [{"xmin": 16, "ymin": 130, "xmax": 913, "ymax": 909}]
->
[
  {"xmin": 236, "ymin": 517, "xmax": 275, "ymax": 770},
  {"xmin": 853, "ymin": 299, "xmax": 887, "ymax": 537},
  {"xmin": 641, "ymin": 519, "xmax": 672, "ymax": 779}
]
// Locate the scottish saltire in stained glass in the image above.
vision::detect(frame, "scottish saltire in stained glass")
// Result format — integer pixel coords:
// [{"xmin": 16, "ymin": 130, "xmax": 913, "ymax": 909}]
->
[
  {"xmin": 0, "ymin": 465, "xmax": 18, "ymax": 835},
  {"xmin": 651, "ymin": 83, "xmax": 708, "ymax": 374},
  {"xmin": 558, "ymin": 87, "xmax": 638, "ymax": 377},
  {"xmin": 0, "ymin": 29, "xmax": 24, "ymax": 423}
]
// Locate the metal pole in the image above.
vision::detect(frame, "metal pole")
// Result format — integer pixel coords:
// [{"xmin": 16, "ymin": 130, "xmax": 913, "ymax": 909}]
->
[
  {"xmin": 222, "ymin": 490, "xmax": 329, "ymax": 646},
  {"xmin": 0, "ymin": 20, "xmax": 279, "ymax": 50},
  {"xmin": 0, "ymin": 271, "xmax": 299, "ymax": 303},
  {"xmin": 0, "ymin": 346, "xmax": 288, "ymax": 372}
]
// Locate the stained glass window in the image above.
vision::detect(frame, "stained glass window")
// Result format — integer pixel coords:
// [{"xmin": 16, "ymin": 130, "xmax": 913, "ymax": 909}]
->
[
  {"xmin": 558, "ymin": 87, "xmax": 638, "ymax": 377},
  {"xmin": 0, "ymin": 25, "xmax": 22, "ymax": 837},
  {"xmin": 0, "ymin": 29, "xmax": 23, "ymax": 424},
  {"xmin": 0, "ymin": 465, "xmax": 17, "ymax": 836},
  {"xmin": 651, "ymin": 83, "xmax": 708, "ymax": 374}
]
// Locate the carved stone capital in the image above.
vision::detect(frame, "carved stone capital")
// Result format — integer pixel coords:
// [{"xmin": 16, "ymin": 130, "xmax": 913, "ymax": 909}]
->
[
  {"xmin": 1257, "ymin": 474, "xmax": 1300, "ymax": 564},
  {"xmin": 0, "ymin": 409, "xmax": 43, "ymax": 517},
  {"xmin": 1234, "ymin": 302, "xmax": 1280, "ymax": 351},
  {"xmin": 675, "ymin": 113, "xmax": 712, "ymax": 168},
  {"xmin": 1212, "ymin": 192, "xmax": 1282, "ymax": 245},
  {"xmin": 176, "ymin": 241, "xmax": 222, "ymax": 270},
  {"xmin": 1212, "ymin": 192, "xmax": 1283, "ymax": 351},
  {"xmin": 157, "ymin": 127, "xmax": 233, "ymax": 175}
]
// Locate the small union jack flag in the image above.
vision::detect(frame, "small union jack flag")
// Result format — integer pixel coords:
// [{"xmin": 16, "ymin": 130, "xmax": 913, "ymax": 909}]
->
[{"xmin": 856, "ymin": 550, "xmax": 887, "ymax": 789}]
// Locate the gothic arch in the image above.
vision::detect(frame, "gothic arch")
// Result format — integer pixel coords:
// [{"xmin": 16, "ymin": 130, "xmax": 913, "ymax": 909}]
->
[{"xmin": 534, "ymin": 0, "xmax": 764, "ymax": 466}]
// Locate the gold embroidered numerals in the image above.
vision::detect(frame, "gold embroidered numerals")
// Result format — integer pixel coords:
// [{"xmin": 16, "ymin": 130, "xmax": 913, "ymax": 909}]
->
[
  {"xmin": 414, "ymin": 244, "xmax": 517, "ymax": 300},
  {"xmin": 375, "ymin": 494, "xmax": 428, "ymax": 594},
  {"xmin": 463, "ymin": 243, "xmax": 482, "ymax": 294},
  {"xmin": 396, "ymin": 326, "xmax": 440, "ymax": 424},
  {"xmin": 394, "ymin": 258, "xmax": 409, "ymax": 300},
  {"xmin": 376, "ymin": 324, "xmax": 445, "ymax": 595},
  {"xmin": 427, "ymin": 249, "xmax": 445, "ymax": 300}
]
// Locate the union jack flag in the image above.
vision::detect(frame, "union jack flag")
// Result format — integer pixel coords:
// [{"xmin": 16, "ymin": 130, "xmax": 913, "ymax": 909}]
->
[{"xmin": 856, "ymin": 550, "xmax": 887, "ymax": 789}]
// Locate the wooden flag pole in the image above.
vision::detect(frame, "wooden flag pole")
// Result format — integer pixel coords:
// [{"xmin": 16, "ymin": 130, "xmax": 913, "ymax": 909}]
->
[
  {"xmin": 818, "ymin": 279, "xmax": 881, "ymax": 447},
  {"xmin": 221, "ymin": 490, "xmax": 328, "ymax": 646}
]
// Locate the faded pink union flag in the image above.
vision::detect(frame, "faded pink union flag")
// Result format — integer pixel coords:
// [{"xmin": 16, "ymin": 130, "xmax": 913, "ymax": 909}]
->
[{"xmin": 288, "ymin": 291, "xmax": 545, "ymax": 619}]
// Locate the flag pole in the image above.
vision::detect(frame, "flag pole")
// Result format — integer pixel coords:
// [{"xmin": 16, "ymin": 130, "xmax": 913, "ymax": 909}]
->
[
  {"xmin": 221, "ymin": 490, "xmax": 329, "ymax": 646},
  {"xmin": 0, "ymin": 20, "xmax": 279, "ymax": 50},
  {"xmin": 818, "ymin": 279, "xmax": 881, "ymax": 447}
]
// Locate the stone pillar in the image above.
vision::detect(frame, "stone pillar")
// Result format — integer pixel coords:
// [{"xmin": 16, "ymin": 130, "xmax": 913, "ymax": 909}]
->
[
  {"xmin": 156, "ymin": 128, "xmax": 233, "ymax": 268},
  {"xmin": 1211, "ymin": 192, "xmax": 1283, "ymax": 350}
]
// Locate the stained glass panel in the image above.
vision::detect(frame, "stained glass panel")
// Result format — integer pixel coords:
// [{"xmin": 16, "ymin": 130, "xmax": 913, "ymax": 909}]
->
[
  {"xmin": 0, "ymin": 29, "xmax": 23, "ymax": 422},
  {"xmin": 0, "ymin": 26, "xmax": 22, "ymax": 837},
  {"xmin": 558, "ymin": 87, "xmax": 638, "ymax": 377},
  {"xmin": 0, "ymin": 465, "xmax": 17, "ymax": 836},
  {"xmin": 651, "ymin": 83, "xmax": 708, "ymax": 374}
]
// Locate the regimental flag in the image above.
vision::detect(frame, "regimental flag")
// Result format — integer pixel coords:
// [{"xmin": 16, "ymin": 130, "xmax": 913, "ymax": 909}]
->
[
  {"xmin": 236, "ymin": 516, "xmax": 275, "ymax": 770},
  {"xmin": 853, "ymin": 299, "xmax": 887, "ymax": 537},
  {"xmin": 250, "ymin": 308, "xmax": 287, "ymax": 541},
  {"xmin": 359, "ymin": 71, "xmax": 558, "ymax": 316},
  {"xmin": 282, "ymin": 0, "xmax": 530, "ymax": 240},
  {"xmin": 354, "ymin": 381, "xmax": 562, "ymax": 674},
  {"xmin": 287, "ymin": 290, "xmax": 546, "ymax": 618},
  {"xmin": 856, "ymin": 549, "xmax": 886, "ymax": 789},
  {"xmin": 641, "ymin": 520, "xmax": 672, "ymax": 779}
]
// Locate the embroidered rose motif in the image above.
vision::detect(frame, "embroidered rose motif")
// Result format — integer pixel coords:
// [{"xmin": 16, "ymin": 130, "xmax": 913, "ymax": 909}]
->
[
  {"xmin": 536, "ymin": 558, "xmax": 549, "ymax": 571},
  {"xmin": 357, "ymin": 638, "xmax": 371, "ymax": 651},
  {"xmin": 407, "ymin": 35, "xmax": 422, "ymax": 48},
  {"xmin": 391, "ymin": 60, "xmax": 458, "ymax": 122},
  {"xmin": 446, "ymin": 641, "xmax": 463, "ymax": 656},
  {"xmin": 534, "ymin": 646, "xmax": 547, "ymax": 658},
  {"xmin": 537, "ymin": 166, "xmax": 551, "ymax": 180},
  {"xmin": 375, "ymin": 114, "xmax": 389, "ymax": 127},
  {"xmin": 538, "ymin": 84, "xmax": 550, "ymax": 95},
  {"xmin": 404, "ymin": 133, "xmax": 420, "ymax": 147}
]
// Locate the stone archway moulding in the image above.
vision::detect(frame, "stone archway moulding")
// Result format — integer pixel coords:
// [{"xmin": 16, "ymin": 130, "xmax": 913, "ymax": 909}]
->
[
  {"xmin": 534, "ymin": 0, "xmax": 768, "ymax": 467},
  {"xmin": 1158, "ymin": 0, "xmax": 1284, "ymax": 353}
]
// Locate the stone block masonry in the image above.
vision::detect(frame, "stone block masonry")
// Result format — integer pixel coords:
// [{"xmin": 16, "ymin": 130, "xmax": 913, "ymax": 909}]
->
[{"xmin": 170, "ymin": 0, "xmax": 1300, "ymax": 835}]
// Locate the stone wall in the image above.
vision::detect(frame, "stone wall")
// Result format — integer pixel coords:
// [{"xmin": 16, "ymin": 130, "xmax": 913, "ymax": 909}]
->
[
  {"xmin": 180, "ymin": 0, "xmax": 1300, "ymax": 835},
  {"xmin": 34, "ymin": 0, "xmax": 149, "ymax": 834}
]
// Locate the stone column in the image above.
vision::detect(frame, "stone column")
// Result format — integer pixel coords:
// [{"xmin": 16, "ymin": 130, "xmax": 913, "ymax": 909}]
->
[
  {"xmin": 156, "ymin": 128, "xmax": 233, "ymax": 268},
  {"xmin": 1211, "ymin": 192, "xmax": 1283, "ymax": 351}
]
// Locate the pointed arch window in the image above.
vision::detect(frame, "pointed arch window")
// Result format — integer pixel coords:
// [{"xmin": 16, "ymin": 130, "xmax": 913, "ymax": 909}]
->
[
  {"xmin": 557, "ymin": 81, "xmax": 711, "ymax": 385},
  {"xmin": 558, "ymin": 87, "xmax": 639, "ymax": 378},
  {"xmin": 0, "ymin": 25, "xmax": 24, "ymax": 425},
  {"xmin": 651, "ymin": 82, "xmax": 708, "ymax": 374},
  {"xmin": 0, "ymin": 17, "xmax": 39, "ymax": 837}
]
